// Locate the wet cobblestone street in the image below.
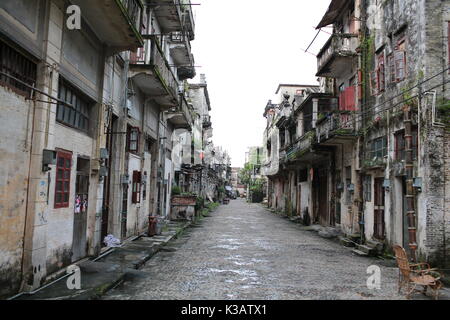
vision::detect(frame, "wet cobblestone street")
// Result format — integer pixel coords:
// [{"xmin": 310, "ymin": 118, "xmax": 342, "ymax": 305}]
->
[{"xmin": 103, "ymin": 199, "xmax": 444, "ymax": 300}]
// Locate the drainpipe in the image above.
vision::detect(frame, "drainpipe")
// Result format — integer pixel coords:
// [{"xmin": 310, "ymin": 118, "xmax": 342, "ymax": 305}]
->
[{"xmin": 404, "ymin": 104, "xmax": 417, "ymax": 262}]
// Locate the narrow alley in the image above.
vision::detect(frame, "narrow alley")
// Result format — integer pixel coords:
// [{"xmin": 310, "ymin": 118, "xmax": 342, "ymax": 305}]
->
[{"xmin": 103, "ymin": 199, "xmax": 430, "ymax": 300}]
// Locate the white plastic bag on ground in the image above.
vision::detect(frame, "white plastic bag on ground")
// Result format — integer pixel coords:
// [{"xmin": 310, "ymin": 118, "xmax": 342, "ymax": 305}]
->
[{"xmin": 103, "ymin": 234, "xmax": 121, "ymax": 247}]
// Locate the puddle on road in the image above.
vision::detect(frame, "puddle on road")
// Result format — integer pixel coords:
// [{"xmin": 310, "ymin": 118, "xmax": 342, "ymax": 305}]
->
[
  {"xmin": 211, "ymin": 245, "xmax": 239, "ymax": 250},
  {"xmin": 217, "ymin": 238, "xmax": 244, "ymax": 245},
  {"xmin": 208, "ymin": 268, "xmax": 258, "ymax": 277},
  {"xmin": 233, "ymin": 261, "xmax": 253, "ymax": 266}
]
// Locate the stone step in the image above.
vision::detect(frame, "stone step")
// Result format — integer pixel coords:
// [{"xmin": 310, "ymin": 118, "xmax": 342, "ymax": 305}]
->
[
  {"xmin": 348, "ymin": 233, "xmax": 361, "ymax": 242},
  {"xmin": 352, "ymin": 249, "xmax": 369, "ymax": 257},
  {"xmin": 356, "ymin": 244, "xmax": 377, "ymax": 255},
  {"xmin": 366, "ymin": 240, "xmax": 384, "ymax": 252},
  {"xmin": 339, "ymin": 237, "xmax": 356, "ymax": 247}
]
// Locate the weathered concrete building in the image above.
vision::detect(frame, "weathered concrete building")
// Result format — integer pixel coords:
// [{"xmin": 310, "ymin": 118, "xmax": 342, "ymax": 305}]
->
[
  {"xmin": 0, "ymin": 0, "xmax": 198, "ymax": 298},
  {"xmin": 262, "ymin": 0, "xmax": 450, "ymax": 267}
]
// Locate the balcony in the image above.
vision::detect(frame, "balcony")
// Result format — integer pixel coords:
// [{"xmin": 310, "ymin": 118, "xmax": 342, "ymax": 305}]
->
[
  {"xmin": 167, "ymin": 95, "xmax": 193, "ymax": 130},
  {"xmin": 280, "ymin": 132, "xmax": 315, "ymax": 164},
  {"xmin": 316, "ymin": 33, "xmax": 359, "ymax": 78},
  {"xmin": 71, "ymin": 0, "xmax": 144, "ymax": 53},
  {"xmin": 150, "ymin": 0, "xmax": 183, "ymax": 33},
  {"xmin": 316, "ymin": 112, "xmax": 357, "ymax": 145},
  {"xmin": 169, "ymin": 32, "xmax": 196, "ymax": 80},
  {"xmin": 180, "ymin": 0, "xmax": 196, "ymax": 40},
  {"xmin": 129, "ymin": 37, "xmax": 179, "ymax": 108}
]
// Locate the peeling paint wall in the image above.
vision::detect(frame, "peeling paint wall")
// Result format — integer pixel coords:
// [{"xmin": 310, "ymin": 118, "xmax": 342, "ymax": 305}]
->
[{"xmin": 0, "ymin": 86, "xmax": 33, "ymax": 297}]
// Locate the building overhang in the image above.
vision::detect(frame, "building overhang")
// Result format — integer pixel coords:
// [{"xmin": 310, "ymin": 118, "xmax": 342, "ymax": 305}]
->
[
  {"xmin": 72, "ymin": 0, "xmax": 144, "ymax": 54},
  {"xmin": 316, "ymin": 0, "xmax": 348, "ymax": 29},
  {"xmin": 129, "ymin": 67, "xmax": 178, "ymax": 109}
]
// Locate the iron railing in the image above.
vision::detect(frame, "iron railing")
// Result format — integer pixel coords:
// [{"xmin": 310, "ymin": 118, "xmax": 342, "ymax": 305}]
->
[
  {"xmin": 130, "ymin": 37, "xmax": 179, "ymax": 102},
  {"xmin": 120, "ymin": 0, "xmax": 143, "ymax": 32}
]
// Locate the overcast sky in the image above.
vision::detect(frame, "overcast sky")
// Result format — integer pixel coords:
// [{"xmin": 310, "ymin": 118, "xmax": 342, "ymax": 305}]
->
[{"xmin": 190, "ymin": 0, "xmax": 332, "ymax": 168}]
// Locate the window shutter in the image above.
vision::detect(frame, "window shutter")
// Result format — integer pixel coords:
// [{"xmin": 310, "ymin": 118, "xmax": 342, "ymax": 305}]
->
[
  {"xmin": 370, "ymin": 71, "xmax": 377, "ymax": 96},
  {"xmin": 395, "ymin": 50, "xmax": 406, "ymax": 81},
  {"xmin": 388, "ymin": 54, "xmax": 395, "ymax": 83}
]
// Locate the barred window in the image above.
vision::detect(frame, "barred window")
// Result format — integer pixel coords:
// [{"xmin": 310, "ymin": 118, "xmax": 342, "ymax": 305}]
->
[
  {"xmin": 394, "ymin": 128, "xmax": 418, "ymax": 161},
  {"xmin": 56, "ymin": 79, "xmax": 91, "ymax": 131},
  {"xmin": 363, "ymin": 175, "xmax": 372, "ymax": 202},
  {"xmin": 370, "ymin": 136, "xmax": 387, "ymax": 159},
  {"xmin": 0, "ymin": 40, "xmax": 37, "ymax": 97}
]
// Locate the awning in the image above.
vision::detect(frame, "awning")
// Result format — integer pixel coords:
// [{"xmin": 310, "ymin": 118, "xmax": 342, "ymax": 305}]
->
[{"xmin": 316, "ymin": 0, "xmax": 348, "ymax": 29}]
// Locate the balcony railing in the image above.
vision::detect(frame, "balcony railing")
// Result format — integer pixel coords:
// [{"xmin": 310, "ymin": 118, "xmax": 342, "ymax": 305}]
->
[
  {"xmin": 317, "ymin": 33, "xmax": 359, "ymax": 77},
  {"xmin": 180, "ymin": 0, "xmax": 196, "ymax": 39},
  {"xmin": 180, "ymin": 95, "xmax": 193, "ymax": 127},
  {"xmin": 130, "ymin": 37, "xmax": 179, "ymax": 102},
  {"xmin": 316, "ymin": 112, "xmax": 356, "ymax": 143},
  {"xmin": 281, "ymin": 133, "xmax": 315, "ymax": 162},
  {"xmin": 120, "ymin": 0, "xmax": 143, "ymax": 33},
  {"xmin": 339, "ymin": 86, "xmax": 357, "ymax": 111}
]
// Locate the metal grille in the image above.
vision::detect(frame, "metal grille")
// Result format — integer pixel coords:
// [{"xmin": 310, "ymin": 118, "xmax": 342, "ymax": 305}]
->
[{"xmin": 0, "ymin": 40, "xmax": 37, "ymax": 97}]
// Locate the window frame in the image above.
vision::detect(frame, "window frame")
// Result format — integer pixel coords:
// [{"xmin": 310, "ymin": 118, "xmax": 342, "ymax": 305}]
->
[
  {"xmin": 54, "ymin": 150, "xmax": 72, "ymax": 209},
  {"xmin": 376, "ymin": 52, "xmax": 385, "ymax": 93},
  {"xmin": 395, "ymin": 128, "xmax": 418, "ymax": 161},
  {"xmin": 56, "ymin": 79, "xmax": 91, "ymax": 132},
  {"xmin": 370, "ymin": 136, "xmax": 387, "ymax": 160},
  {"xmin": 394, "ymin": 38, "xmax": 407, "ymax": 82},
  {"xmin": 127, "ymin": 126, "xmax": 140, "ymax": 154},
  {"xmin": 0, "ymin": 40, "xmax": 38, "ymax": 98},
  {"xmin": 132, "ymin": 170, "xmax": 142, "ymax": 204}
]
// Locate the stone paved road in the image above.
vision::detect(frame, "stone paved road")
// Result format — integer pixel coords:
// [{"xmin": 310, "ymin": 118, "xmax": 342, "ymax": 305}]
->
[{"xmin": 103, "ymin": 199, "xmax": 449, "ymax": 300}]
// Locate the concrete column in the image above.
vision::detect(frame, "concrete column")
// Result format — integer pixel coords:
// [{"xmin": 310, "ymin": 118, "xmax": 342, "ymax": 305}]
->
[{"xmin": 22, "ymin": 1, "xmax": 64, "ymax": 290}]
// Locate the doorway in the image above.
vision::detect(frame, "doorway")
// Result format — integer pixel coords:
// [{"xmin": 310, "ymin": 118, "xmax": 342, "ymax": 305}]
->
[
  {"xmin": 317, "ymin": 168, "xmax": 328, "ymax": 225},
  {"xmin": 101, "ymin": 115, "xmax": 118, "ymax": 246},
  {"xmin": 374, "ymin": 178, "xmax": 385, "ymax": 240},
  {"xmin": 72, "ymin": 157, "xmax": 89, "ymax": 262}
]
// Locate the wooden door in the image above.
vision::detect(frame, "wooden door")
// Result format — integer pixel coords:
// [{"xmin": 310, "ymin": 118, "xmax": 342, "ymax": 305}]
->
[{"xmin": 374, "ymin": 178, "xmax": 385, "ymax": 240}]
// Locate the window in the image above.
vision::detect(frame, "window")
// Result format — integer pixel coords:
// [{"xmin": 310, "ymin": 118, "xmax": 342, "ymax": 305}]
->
[
  {"xmin": 395, "ymin": 128, "xmax": 418, "ymax": 160},
  {"xmin": 370, "ymin": 136, "xmax": 387, "ymax": 159},
  {"xmin": 0, "ymin": 40, "xmax": 37, "ymax": 97},
  {"xmin": 370, "ymin": 71, "xmax": 378, "ymax": 96},
  {"xmin": 56, "ymin": 79, "xmax": 91, "ymax": 131},
  {"xmin": 394, "ymin": 39, "xmax": 406, "ymax": 82},
  {"xmin": 387, "ymin": 53, "xmax": 396, "ymax": 83},
  {"xmin": 299, "ymin": 169, "xmax": 308, "ymax": 182},
  {"xmin": 55, "ymin": 151, "xmax": 72, "ymax": 208},
  {"xmin": 127, "ymin": 126, "xmax": 140, "ymax": 153},
  {"xmin": 145, "ymin": 136, "xmax": 154, "ymax": 153},
  {"xmin": 376, "ymin": 53, "xmax": 385, "ymax": 92},
  {"xmin": 132, "ymin": 171, "xmax": 142, "ymax": 204}
]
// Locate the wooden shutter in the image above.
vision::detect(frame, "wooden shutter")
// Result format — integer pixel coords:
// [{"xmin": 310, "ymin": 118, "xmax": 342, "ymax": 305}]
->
[
  {"xmin": 388, "ymin": 54, "xmax": 395, "ymax": 83},
  {"xmin": 370, "ymin": 71, "xmax": 378, "ymax": 96},
  {"xmin": 395, "ymin": 50, "xmax": 406, "ymax": 81},
  {"xmin": 132, "ymin": 171, "xmax": 142, "ymax": 204},
  {"xmin": 55, "ymin": 151, "xmax": 72, "ymax": 208}
]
